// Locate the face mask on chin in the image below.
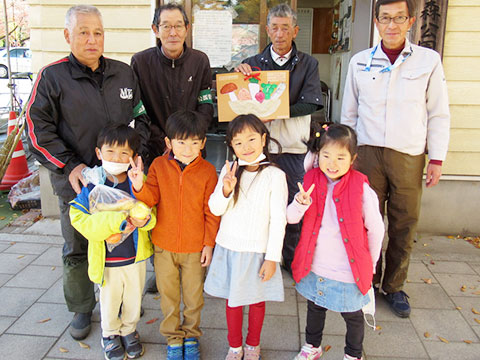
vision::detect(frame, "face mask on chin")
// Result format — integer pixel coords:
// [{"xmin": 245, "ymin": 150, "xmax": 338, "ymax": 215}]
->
[
  {"xmin": 101, "ymin": 159, "xmax": 130, "ymax": 176},
  {"xmin": 237, "ymin": 153, "xmax": 267, "ymax": 166}
]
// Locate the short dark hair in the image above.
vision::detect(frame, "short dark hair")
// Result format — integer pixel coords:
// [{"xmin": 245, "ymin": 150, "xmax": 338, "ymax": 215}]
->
[
  {"xmin": 152, "ymin": 3, "xmax": 189, "ymax": 27},
  {"xmin": 165, "ymin": 110, "xmax": 207, "ymax": 140},
  {"xmin": 306, "ymin": 123, "xmax": 358, "ymax": 159},
  {"xmin": 97, "ymin": 124, "xmax": 141, "ymax": 155},
  {"xmin": 375, "ymin": 0, "xmax": 416, "ymax": 18}
]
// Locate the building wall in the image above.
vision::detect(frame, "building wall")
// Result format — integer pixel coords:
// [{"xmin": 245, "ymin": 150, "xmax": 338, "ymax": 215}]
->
[
  {"xmin": 442, "ymin": 0, "xmax": 480, "ymax": 176},
  {"xmin": 28, "ymin": 0, "xmax": 154, "ymax": 72}
]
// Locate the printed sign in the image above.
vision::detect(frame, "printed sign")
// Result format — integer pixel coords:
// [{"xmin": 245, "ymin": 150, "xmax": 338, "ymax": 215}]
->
[{"xmin": 216, "ymin": 70, "xmax": 290, "ymax": 122}]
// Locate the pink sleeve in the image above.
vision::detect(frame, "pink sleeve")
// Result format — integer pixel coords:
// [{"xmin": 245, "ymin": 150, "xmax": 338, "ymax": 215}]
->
[
  {"xmin": 362, "ymin": 183, "xmax": 385, "ymax": 272},
  {"xmin": 286, "ymin": 197, "xmax": 310, "ymax": 224}
]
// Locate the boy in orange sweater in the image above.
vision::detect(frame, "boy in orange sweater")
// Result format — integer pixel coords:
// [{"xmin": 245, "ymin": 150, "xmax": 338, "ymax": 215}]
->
[{"xmin": 128, "ymin": 110, "xmax": 219, "ymax": 360}]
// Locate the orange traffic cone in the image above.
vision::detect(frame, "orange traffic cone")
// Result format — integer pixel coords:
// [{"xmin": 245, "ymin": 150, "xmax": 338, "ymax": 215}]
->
[{"xmin": 0, "ymin": 111, "xmax": 31, "ymax": 191}]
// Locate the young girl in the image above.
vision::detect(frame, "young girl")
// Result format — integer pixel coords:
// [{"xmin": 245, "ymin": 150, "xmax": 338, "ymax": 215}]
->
[
  {"xmin": 204, "ymin": 114, "xmax": 288, "ymax": 360},
  {"xmin": 288, "ymin": 124, "xmax": 384, "ymax": 360}
]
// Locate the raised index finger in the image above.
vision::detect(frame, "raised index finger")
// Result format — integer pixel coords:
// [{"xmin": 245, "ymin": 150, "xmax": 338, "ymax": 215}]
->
[{"xmin": 297, "ymin": 182, "xmax": 306, "ymax": 194}]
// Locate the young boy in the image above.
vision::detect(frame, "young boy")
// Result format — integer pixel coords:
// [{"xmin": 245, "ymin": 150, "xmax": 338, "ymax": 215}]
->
[
  {"xmin": 128, "ymin": 110, "xmax": 220, "ymax": 360},
  {"xmin": 70, "ymin": 124, "xmax": 156, "ymax": 360}
]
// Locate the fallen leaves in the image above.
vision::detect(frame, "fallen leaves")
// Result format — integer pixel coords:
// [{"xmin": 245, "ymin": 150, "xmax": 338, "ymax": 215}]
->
[
  {"xmin": 146, "ymin": 318, "xmax": 159, "ymax": 324},
  {"xmin": 324, "ymin": 345, "xmax": 331, "ymax": 352},
  {"xmin": 430, "ymin": 260, "xmax": 435, "ymax": 265},
  {"xmin": 422, "ymin": 278, "xmax": 432, "ymax": 284},
  {"xmin": 153, "ymin": 295, "xmax": 161, "ymax": 300},
  {"xmin": 456, "ymin": 306, "xmax": 462, "ymax": 310},
  {"xmin": 51, "ymin": 266, "xmax": 56, "ymax": 271},
  {"xmin": 461, "ymin": 285, "xmax": 467, "ymax": 292},
  {"xmin": 424, "ymin": 332, "xmax": 431, "ymax": 338},
  {"xmin": 376, "ymin": 325, "xmax": 382, "ymax": 331},
  {"xmin": 464, "ymin": 340, "xmax": 473, "ymax": 344},
  {"xmin": 472, "ymin": 308, "xmax": 480, "ymax": 315},
  {"xmin": 9, "ymin": 241, "xmax": 15, "ymax": 245},
  {"xmin": 37, "ymin": 318, "xmax": 51, "ymax": 323},
  {"xmin": 473, "ymin": 291, "xmax": 480, "ymax": 295},
  {"xmin": 0, "ymin": 216, "xmax": 5, "ymax": 220},
  {"xmin": 462, "ymin": 236, "xmax": 480, "ymax": 249},
  {"xmin": 59, "ymin": 347, "xmax": 69, "ymax": 353},
  {"xmin": 17, "ymin": 255, "xmax": 24, "ymax": 259},
  {"xmin": 473, "ymin": 318, "xmax": 480, "ymax": 325},
  {"xmin": 78, "ymin": 341, "xmax": 90, "ymax": 349},
  {"xmin": 438, "ymin": 336, "xmax": 449, "ymax": 344}
]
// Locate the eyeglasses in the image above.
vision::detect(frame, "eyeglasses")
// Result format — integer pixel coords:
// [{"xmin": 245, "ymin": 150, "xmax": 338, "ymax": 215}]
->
[
  {"xmin": 377, "ymin": 16, "xmax": 409, "ymax": 24},
  {"xmin": 159, "ymin": 24, "xmax": 186, "ymax": 33}
]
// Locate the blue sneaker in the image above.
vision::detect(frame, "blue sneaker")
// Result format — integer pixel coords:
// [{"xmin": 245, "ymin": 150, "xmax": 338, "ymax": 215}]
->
[
  {"xmin": 184, "ymin": 338, "xmax": 200, "ymax": 360},
  {"xmin": 384, "ymin": 290, "xmax": 411, "ymax": 318},
  {"xmin": 167, "ymin": 343, "xmax": 183, "ymax": 360}
]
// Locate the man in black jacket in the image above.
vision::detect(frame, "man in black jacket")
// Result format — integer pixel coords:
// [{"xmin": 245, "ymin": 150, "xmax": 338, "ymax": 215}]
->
[
  {"xmin": 26, "ymin": 5, "xmax": 150, "ymax": 341},
  {"xmin": 235, "ymin": 3, "xmax": 323, "ymax": 272},
  {"xmin": 131, "ymin": 3, "xmax": 213, "ymax": 163}
]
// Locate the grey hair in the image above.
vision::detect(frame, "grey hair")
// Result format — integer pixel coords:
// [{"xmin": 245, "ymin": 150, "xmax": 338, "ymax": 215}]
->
[
  {"xmin": 65, "ymin": 5, "xmax": 103, "ymax": 32},
  {"xmin": 267, "ymin": 3, "xmax": 297, "ymax": 26}
]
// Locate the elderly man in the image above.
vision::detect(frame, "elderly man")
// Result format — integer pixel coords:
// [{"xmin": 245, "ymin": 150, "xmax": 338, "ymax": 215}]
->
[
  {"xmin": 341, "ymin": 0, "xmax": 450, "ymax": 318},
  {"xmin": 26, "ymin": 5, "xmax": 150, "ymax": 340},
  {"xmin": 236, "ymin": 3, "xmax": 323, "ymax": 272},
  {"xmin": 131, "ymin": 3, "xmax": 213, "ymax": 163}
]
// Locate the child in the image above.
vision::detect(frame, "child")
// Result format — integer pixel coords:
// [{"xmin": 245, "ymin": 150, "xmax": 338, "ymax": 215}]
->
[
  {"xmin": 287, "ymin": 124, "xmax": 385, "ymax": 360},
  {"xmin": 69, "ymin": 124, "xmax": 156, "ymax": 360},
  {"xmin": 128, "ymin": 110, "xmax": 220, "ymax": 360},
  {"xmin": 204, "ymin": 114, "xmax": 288, "ymax": 360}
]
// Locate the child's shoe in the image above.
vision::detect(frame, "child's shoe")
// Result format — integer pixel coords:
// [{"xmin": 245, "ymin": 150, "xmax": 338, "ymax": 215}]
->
[
  {"xmin": 243, "ymin": 344, "xmax": 261, "ymax": 360},
  {"xmin": 225, "ymin": 347, "xmax": 243, "ymax": 360},
  {"xmin": 294, "ymin": 343, "xmax": 323, "ymax": 360},
  {"xmin": 121, "ymin": 331, "xmax": 144, "ymax": 359},
  {"xmin": 343, "ymin": 355, "xmax": 363, "ymax": 360},
  {"xmin": 184, "ymin": 338, "xmax": 200, "ymax": 360},
  {"xmin": 102, "ymin": 335, "xmax": 126, "ymax": 360},
  {"xmin": 166, "ymin": 343, "xmax": 183, "ymax": 360}
]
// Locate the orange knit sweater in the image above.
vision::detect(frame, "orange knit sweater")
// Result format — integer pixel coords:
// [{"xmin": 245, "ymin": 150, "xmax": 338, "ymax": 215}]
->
[{"xmin": 133, "ymin": 154, "xmax": 220, "ymax": 253}]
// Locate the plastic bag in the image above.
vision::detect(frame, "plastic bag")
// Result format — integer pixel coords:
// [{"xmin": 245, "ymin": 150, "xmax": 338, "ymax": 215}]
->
[{"xmin": 8, "ymin": 170, "xmax": 41, "ymax": 210}]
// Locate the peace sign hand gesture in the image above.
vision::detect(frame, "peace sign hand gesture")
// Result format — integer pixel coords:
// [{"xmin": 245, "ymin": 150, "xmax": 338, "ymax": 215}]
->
[
  {"xmin": 127, "ymin": 156, "xmax": 144, "ymax": 192},
  {"xmin": 295, "ymin": 182, "xmax": 315, "ymax": 205},
  {"xmin": 222, "ymin": 160, "xmax": 238, "ymax": 198}
]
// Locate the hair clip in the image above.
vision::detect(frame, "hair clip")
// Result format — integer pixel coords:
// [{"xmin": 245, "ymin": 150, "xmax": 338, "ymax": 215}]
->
[
  {"xmin": 315, "ymin": 132, "xmax": 321, "ymax": 138},
  {"xmin": 322, "ymin": 124, "xmax": 329, "ymax": 131}
]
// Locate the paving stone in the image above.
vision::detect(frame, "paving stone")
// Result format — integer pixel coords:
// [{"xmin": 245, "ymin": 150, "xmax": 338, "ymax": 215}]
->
[
  {"xmin": 472, "ymin": 326, "xmax": 480, "ymax": 340},
  {"xmin": 372, "ymin": 294, "xmax": 412, "ymax": 323},
  {"xmin": 403, "ymin": 282, "xmax": 454, "ymax": 309},
  {"xmin": 405, "ymin": 261, "xmax": 437, "ymax": 283},
  {"xmin": 200, "ymin": 328, "xmax": 229, "ymax": 360},
  {"xmin": 47, "ymin": 322, "xmax": 103, "ymax": 359},
  {"xmin": 423, "ymin": 340, "xmax": 480, "ymax": 360},
  {"xmin": 0, "ymin": 316, "xmax": 15, "ymax": 335},
  {"xmin": 282, "ymin": 268, "xmax": 296, "ymax": 289},
  {"xmin": 200, "ymin": 297, "xmax": 227, "ymax": 329},
  {"xmin": 4, "ymin": 241, "xmax": 50, "ymax": 255},
  {"xmin": 0, "ymin": 333, "xmax": 57, "ymax": 360},
  {"xmin": 0, "ymin": 242, "xmax": 10, "ymax": 252},
  {"xmin": 266, "ymin": 287, "xmax": 297, "ymax": 316},
  {"xmin": 5, "ymin": 264, "xmax": 63, "ymax": 289},
  {"xmin": 410, "ymin": 309, "xmax": 477, "ymax": 342},
  {"xmin": 246, "ymin": 314, "xmax": 299, "ymax": 351},
  {"xmin": 262, "ymin": 349, "xmax": 300, "ymax": 359},
  {"xmin": 411, "ymin": 236, "xmax": 479, "ymax": 262},
  {"xmin": 363, "ymin": 321, "xmax": 428, "ymax": 358},
  {"xmin": 424, "ymin": 260, "xmax": 476, "ymax": 275},
  {"xmin": 450, "ymin": 296, "xmax": 480, "ymax": 329},
  {"xmin": 434, "ymin": 273, "xmax": 480, "ymax": 297},
  {"xmin": 135, "ymin": 308, "xmax": 165, "ymax": 344},
  {"xmin": 37, "ymin": 278, "xmax": 65, "ymax": 304},
  {"xmin": 24, "ymin": 218, "xmax": 62, "ymax": 236},
  {"xmin": 0, "ymin": 252, "xmax": 36, "ymax": 274},
  {"xmin": 7, "ymin": 302, "xmax": 70, "ymax": 337},
  {"xmin": 469, "ymin": 262, "xmax": 480, "ymax": 276},
  {"xmin": 32, "ymin": 246, "xmax": 63, "ymax": 266},
  {"xmin": 0, "ymin": 233, "xmax": 64, "ymax": 245},
  {"xmin": 0, "ymin": 273, "xmax": 12, "ymax": 286},
  {"xmin": 141, "ymin": 292, "xmax": 161, "ymax": 310},
  {"xmin": 0, "ymin": 287, "xmax": 45, "ymax": 316}
]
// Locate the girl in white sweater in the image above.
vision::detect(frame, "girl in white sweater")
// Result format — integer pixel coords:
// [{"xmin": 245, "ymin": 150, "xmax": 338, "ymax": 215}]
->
[{"xmin": 205, "ymin": 114, "xmax": 288, "ymax": 360}]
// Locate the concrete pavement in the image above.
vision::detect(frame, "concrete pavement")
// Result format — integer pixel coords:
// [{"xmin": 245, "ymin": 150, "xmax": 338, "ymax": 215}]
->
[{"xmin": 0, "ymin": 211, "xmax": 479, "ymax": 359}]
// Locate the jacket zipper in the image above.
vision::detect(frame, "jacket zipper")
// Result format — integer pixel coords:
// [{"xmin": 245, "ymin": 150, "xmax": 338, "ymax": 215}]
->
[
  {"xmin": 172, "ymin": 59, "xmax": 175, "ymax": 68},
  {"xmin": 178, "ymin": 168, "xmax": 183, "ymax": 252}
]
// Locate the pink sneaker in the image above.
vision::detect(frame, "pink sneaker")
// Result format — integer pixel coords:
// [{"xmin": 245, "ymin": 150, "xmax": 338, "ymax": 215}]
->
[
  {"xmin": 294, "ymin": 343, "xmax": 323, "ymax": 360},
  {"xmin": 225, "ymin": 347, "xmax": 243, "ymax": 360},
  {"xmin": 244, "ymin": 344, "xmax": 261, "ymax": 360}
]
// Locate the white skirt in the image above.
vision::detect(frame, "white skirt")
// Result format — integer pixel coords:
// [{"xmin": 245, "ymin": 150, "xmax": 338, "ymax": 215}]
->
[{"xmin": 204, "ymin": 245, "xmax": 284, "ymax": 307}]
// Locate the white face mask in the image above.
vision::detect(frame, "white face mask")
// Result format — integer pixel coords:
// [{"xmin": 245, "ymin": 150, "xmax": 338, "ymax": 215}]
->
[
  {"xmin": 102, "ymin": 159, "xmax": 130, "ymax": 176},
  {"xmin": 237, "ymin": 153, "xmax": 267, "ymax": 166}
]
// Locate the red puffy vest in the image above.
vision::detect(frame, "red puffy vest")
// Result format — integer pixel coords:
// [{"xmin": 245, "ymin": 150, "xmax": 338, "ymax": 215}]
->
[{"xmin": 291, "ymin": 168, "xmax": 373, "ymax": 295}]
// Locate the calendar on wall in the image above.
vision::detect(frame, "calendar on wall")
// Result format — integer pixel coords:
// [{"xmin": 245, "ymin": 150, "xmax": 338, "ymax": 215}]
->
[{"xmin": 330, "ymin": 0, "xmax": 355, "ymax": 54}]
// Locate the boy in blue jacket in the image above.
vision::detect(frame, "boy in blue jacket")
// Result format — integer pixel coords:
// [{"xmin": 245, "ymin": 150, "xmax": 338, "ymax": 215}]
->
[{"xmin": 70, "ymin": 124, "xmax": 156, "ymax": 360}]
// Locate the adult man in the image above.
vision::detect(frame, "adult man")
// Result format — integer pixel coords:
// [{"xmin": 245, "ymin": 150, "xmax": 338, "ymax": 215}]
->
[
  {"xmin": 341, "ymin": 0, "xmax": 450, "ymax": 318},
  {"xmin": 236, "ymin": 3, "xmax": 323, "ymax": 272},
  {"xmin": 26, "ymin": 5, "xmax": 150, "ymax": 340},
  {"xmin": 131, "ymin": 3, "xmax": 213, "ymax": 163}
]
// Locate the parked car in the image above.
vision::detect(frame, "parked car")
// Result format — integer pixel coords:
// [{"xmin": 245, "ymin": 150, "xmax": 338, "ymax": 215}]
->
[{"xmin": 0, "ymin": 47, "xmax": 32, "ymax": 78}]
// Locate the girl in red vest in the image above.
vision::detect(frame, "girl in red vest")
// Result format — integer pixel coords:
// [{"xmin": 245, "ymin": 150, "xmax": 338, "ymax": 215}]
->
[{"xmin": 288, "ymin": 124, "xmax": 384, "ymax": 360}]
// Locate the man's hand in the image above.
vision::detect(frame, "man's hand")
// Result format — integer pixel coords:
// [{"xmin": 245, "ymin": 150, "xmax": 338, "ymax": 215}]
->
[
  {"xmin": 68, "ymin": 164, "xmax": 87, "ymax": 194},
  {"xmin": 234, "ymin": 63, "xmax": 253, "ymax": 75},
  {"xmin": 258, "ymin": 260, "xmax": 276, "ymax": 282},
  {"xmin": 426, "ymin": 163, "xmax": 442, "ymax": 188},
  {"xmin": 201, "ymin": 245, "xmax": 213, "ymax": 267}
]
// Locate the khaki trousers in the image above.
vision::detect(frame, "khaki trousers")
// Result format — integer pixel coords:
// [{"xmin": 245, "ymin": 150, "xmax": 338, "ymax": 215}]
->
[
  {"xmin": 154, "ymin": 246, "xmax": 205, "ymax": 345},
  {"xmin": 356, "ymin": 146, "xmax": 425, "ymax": 293},
  {"xmin": 99, "ymin": 261, "xmax": 147, "ymax": 337}
]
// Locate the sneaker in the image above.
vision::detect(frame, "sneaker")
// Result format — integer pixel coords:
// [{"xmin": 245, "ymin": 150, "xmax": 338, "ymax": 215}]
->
[
  {"xmin": 343, "ymin": 355, "xmax": 363, "ymax": 360},
  {"xmin": 166, "ymin": 343, "xmax": 183, "ymax": 360},
  {"xmin": 184, "ymin": 338, "xmax": 200, "ymax": 360},
  {"xmin": 225, "ymin": 347, "xmax": 243, "ymax": 360},
  {"xmin": 294, "ymin": 343, "xmax": 323, "ymax": 360},
  {"xmin": 69, "ymin": 311, "xmax": 92, "ymax": 340},
  {"xmin": 102, "ymin": 335, "xmax": 126, "ymax": 360},
  {"xmin": 121, "ymin": 331, "xmax": 144, "ymax": 359},
  {"xmin": 244, "ymin": 344, "xmax": 261, "ymax": 360},
  {"xmin": 384, "ymin": 290, "xmax": 411, "ymax": 318}
]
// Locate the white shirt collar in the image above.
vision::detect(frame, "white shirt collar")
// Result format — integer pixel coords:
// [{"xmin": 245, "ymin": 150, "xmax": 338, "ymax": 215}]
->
[{"xmin": 270, "ymin": 46, "xmax": 292, "ymax": 66}]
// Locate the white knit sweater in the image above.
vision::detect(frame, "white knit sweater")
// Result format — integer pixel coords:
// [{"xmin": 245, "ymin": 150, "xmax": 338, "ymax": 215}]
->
[{"xmin": 208, "ymin": 164, "xmax": 288, "ymax": 262}]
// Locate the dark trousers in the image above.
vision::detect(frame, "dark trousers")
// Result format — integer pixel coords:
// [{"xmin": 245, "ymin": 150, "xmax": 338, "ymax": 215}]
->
[
  {"xmin": 59, "ymin": 197, "xmax": 96, "ymax": 313},
  {"xmin": 274, "ymin": 153, "xmax": 306, "ymax": 271},
  {"xmin": 356, "ymin": 146, "xmax": 425, "ymax": 293},
  {"xmin": 305, "ymin": 301, "xmax": 364, "ymax": 359}
]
